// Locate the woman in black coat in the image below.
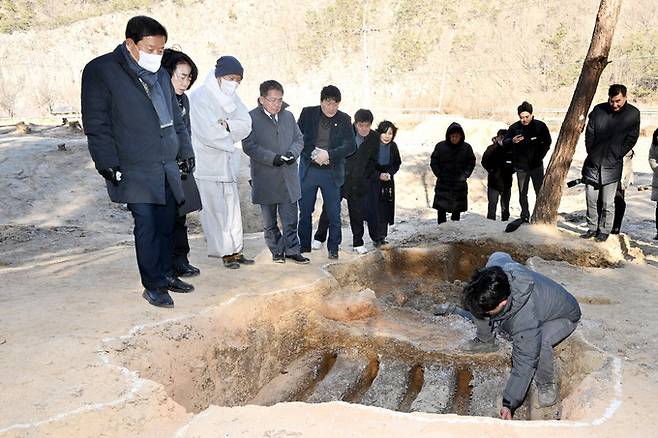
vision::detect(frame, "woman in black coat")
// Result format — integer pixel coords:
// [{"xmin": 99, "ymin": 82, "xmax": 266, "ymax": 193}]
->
[
  {"xmin": 481, "ymin": 129, "xmax": 514, "ymax": 221},
  {"xmin": 162, "ymin": 48, "xmax": 200, "ymax": 278},
  {"xmin": 366, "ymin": 120, "xmax": 402, "ymax": 247},
  {"xmin": 430, "ymin": 122, "xmax": 476, "ymax": 224}
]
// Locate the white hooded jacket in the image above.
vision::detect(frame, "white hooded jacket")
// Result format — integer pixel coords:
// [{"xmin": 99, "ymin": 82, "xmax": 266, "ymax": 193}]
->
[{"xmin": 189, "ymin": 70, "xmax": 252, "ymax": 182}]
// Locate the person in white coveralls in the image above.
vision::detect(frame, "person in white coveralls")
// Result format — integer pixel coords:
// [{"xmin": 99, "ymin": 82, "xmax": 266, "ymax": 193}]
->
[{"xmin": 189, "ymin": 56, "xmax": 254, "ymax": 269}]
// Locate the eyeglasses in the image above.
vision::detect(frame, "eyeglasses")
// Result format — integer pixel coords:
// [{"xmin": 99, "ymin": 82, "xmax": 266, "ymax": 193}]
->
[{"xmin": 262, "ymin": 96, "xmax": 283, "ymax": 104}]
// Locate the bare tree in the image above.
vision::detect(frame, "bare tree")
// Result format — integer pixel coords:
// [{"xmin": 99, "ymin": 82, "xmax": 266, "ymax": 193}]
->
[{"xmin": 532, "ymin": 0, "xmax": 624, "ymax": 224}]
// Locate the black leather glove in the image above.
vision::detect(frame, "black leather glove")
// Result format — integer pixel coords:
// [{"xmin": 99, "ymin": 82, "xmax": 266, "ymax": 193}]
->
[
  {"xmin": 273, "ymin": 154, "xmax": 285, "ymax": 167},
  {"xmin": 283, "ymin": 152, "xmax": 296, "ymax": 165},
  {"xmin": 98, "ymin": 167, "xmax": 121, "ymax": 186},
  {"xmin": 178, "ymin": 157, "xmax": 196, "ymax": 174}
]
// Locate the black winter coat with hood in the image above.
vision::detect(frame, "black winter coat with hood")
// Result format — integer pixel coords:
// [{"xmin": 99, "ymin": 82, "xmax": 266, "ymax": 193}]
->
[
  {"xmin": 481, "ymin": 140, "xmax": 514, "ymax": 192},
  {"xmin": 430, "ymin": 123, "xmax": 476, "ymax": 212},
  {"xmin": 582, "ymin": 101, "xmax": 640, "ymax": 187}
]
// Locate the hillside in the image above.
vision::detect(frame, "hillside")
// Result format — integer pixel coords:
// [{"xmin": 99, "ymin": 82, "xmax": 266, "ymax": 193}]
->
[{"xmin": 0, "ymin": 0, "xmax": 657, "ymax": 122}]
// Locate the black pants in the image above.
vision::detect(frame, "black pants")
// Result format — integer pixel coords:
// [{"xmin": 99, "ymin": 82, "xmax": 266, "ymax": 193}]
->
[
  {"xmin": 436, "ymin": 208, "xmax": 461, "ymax": 224},
  {"xmin": 315, "ymin": 192, "xmax": 377, "ymax": 247},
  {"xmin": 487, "ymin": 186, "xmax": 511, "ymax": 221},
  {"xmin": 173, "ymin": 214, "xmax": 190, "ymax": 270},
  {"xmin": 517, "ymin": 166, "xmax": 544, "ymax": 220},
  {"xmin": 127, "ymin": 185, "xmax": 176, "ymax": 290}
]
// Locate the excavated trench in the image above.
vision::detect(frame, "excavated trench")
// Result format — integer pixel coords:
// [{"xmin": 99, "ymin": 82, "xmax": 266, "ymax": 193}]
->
[{"xmin": 108, "ymin": 240, "xmax": 617, "ymax": 422}]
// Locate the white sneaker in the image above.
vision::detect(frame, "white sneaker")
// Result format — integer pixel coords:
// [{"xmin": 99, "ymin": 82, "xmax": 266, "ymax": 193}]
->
[
  {"xmin": 311, "ymin": 239, "xmax": 323, "ymax": 250},
  {"xmin": 353, "ymin": 245, "xmax": 368, "ymax": 254}
]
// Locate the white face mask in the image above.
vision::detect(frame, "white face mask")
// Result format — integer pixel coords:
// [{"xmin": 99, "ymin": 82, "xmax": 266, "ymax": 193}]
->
[
  {"xmin": 137, "ymin": 50, "xmax": 162, "ymax": 73},
  {"xmin": 220, "ymin": 79, "xmax": 239, "ymax": 96}
]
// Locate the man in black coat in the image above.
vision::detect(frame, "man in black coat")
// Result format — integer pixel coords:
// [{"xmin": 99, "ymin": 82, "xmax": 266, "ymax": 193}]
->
[
  {"xmin": 503, "ymin": 101, "xmax": 552, "ymax": 222},
  {"xmin": 313, "ymin": 109, "xmax": 379, "ymax": 254},
  {"xmin": 581, "ymin": 84, "xmax": 640, "ymax": 242},
  {"xmin": 297, "ymin": 85, "xmax": 356, "ymax": 259},
  {"xmin": 482, "ymin": 129, "xmax": 514, "ymax": 221},
  {"xmin": 81, "ymin": 16, "xmax": 195, "ymax": 308},
  {"xmin": 430, "ymin": 122, "xmax": 476, "ymax": 224}
]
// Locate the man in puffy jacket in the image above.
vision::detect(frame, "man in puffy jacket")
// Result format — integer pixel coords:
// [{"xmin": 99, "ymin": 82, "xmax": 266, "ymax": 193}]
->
[
  {"xmin": 461, "ymin": 252, "xmax": 581, "ymax": 420},
  {"xmin": 503, "ymin": 101, "xmax": 552, "ymax": 222},
  {"xmin": 581, "ymin": 84, "xmax": 640, "ymax": 242}
]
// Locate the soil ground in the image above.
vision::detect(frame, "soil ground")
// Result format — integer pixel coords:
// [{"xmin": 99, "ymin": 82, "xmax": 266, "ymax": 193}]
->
[{"xmin": 1, "ymin": 118, "xmax": 658, "ymax": 437}]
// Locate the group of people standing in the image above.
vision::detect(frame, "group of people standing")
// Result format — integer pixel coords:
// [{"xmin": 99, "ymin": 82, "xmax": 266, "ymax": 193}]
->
[
  {"xmin": 81, "ymin": 16, "xmax": 657, "ymax": 309},
  {"xmin": 81, "ymin": 16, "xmax": 404, "ymax": 307}
]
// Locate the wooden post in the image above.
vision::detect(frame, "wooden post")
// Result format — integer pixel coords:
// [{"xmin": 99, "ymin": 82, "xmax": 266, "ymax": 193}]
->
[{"xmin": 532, "ymin": 0, "xmax": 623, "ymax": 224}]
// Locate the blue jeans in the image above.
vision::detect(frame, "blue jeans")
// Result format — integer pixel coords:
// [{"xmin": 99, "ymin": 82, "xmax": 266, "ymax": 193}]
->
[
  {"xmin": 127, "ymin": 184, "xmax": 176, "ymax": 290},
  {"xmin": 299, "ymin": 167, "xmax": 341, "ymax": 252}
]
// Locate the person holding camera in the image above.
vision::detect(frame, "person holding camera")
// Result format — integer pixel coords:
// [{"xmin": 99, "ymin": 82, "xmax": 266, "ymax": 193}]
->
[
  {"xmin": 581, "ymin": 84, "xmax": 640, "ymax": 242},
  {"xmin": 482, "ymin": 129, "xmax": 514, "ymax": 221},
  {"xmin": 503, "ymin": 101, "xmax": 552, "ymax": 222}
]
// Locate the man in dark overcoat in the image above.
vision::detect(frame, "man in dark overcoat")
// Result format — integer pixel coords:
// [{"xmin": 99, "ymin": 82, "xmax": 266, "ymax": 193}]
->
[
  {"xmin": 581, "ymin": 84, "xmax": 640, "ymax": 242},
  {"xmin": 81, "ymin": 16, "xmax": 195, "ymax": 308},
  {"xmin": 242, "ymin": 80, "xmax": 308, "ymax": 264}
]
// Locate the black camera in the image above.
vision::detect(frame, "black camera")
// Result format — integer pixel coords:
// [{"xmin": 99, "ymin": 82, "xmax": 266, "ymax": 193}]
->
[{"xmin": 566, "ymin": 178, "xmax": 582, "ymax": 188}]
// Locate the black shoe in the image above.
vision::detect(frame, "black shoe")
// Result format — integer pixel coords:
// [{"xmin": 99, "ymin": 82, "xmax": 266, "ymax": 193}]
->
[
  {"xmin": 654, "ymin": 233, "xmax": 658, "ymax": 241},
  {"xmin": 223, "ymin": 256, "xmax": 240, "ymax": 269},
  {"xmin": 286, "ymin": 253, "xmax": 310, "ymax": 264},
  {"xmin": 328, "ymin": 251, "xmax": 339, "ymax": 260},
  {"xmin": 272, "ymin": 253, "xmax": 285, "ymax": 263},
  {"xmin": 300, "ymin": 246, "xmax": 311, "ymax": 253},
  {"xmin": 595, "ymin": 232, "xmax": 609, "ymax": 242},
  {"xmin": 610, "ymin": 228, "xmax": 620, "ymax": 235},
  {"xmin": 176, "ymin": 263, "xmax": 200, "ymax": 278},
  {"xmin": 142, "ymin": 288, "xmax": 174, "ymax": 308},
  {"xmin": 235, "ymin": 253, "xmax": 255, "ymax": 265},
  {"xmin": 580, "ymin": 230, "xmax": 598, "ymax": 239},
  {"xmin": 166, "ymin": 276, "xmax": 194, "ymax": 293}
]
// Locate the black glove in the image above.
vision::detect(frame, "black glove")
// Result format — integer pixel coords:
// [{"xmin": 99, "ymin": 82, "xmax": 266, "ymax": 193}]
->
[
  {"xmin": 273, "ymin": 154, "xmax": 285, "ymax": 167},
  {"xmin": 283, "ymin": 152, "xmax": 296, "ymax": 165},
  {"xmin": 179, "ymin": 157, "xmax": 195, "ymax": 174},
  {"xmin": 98, "ymin": 167, "xmax": 121, "ymax": 186}
]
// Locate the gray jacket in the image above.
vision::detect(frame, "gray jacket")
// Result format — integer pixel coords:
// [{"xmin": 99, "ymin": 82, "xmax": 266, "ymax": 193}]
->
[
  {"xmin": 242, "ymin": 104, "xmax": 303, "ymax": 205},
  {"xmin": 475, "ymin": 252, "xmax": 581, "ymax": 410},
  {"xmin": 649, "ymin": 140, "xmax": 658, "ymax": 202}
]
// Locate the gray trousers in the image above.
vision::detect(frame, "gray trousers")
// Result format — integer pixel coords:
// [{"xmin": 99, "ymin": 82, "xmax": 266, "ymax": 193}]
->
[
  {"xmin": 475, "ymin": 317, "xmax": 578, "ymax": 385},
  {"xmin": 260, "ymin": 202, "xmax": 301, "ymax": 256},
  {"xmin": 517, "ymin": 166, "xmax": 544, "ymax": 220},
  {"xmin": 586, "ymin": 182, "xmax": 617, "ymax": 234}
]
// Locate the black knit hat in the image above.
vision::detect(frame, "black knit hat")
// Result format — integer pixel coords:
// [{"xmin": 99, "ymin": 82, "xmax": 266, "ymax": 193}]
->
[
  {"xmin": 214, "ymin": 56, "xmax": 244, "ymax": 78},
  {"xmin": 517, "ymin": 101, "xmax": 533, "ymax": 114}
]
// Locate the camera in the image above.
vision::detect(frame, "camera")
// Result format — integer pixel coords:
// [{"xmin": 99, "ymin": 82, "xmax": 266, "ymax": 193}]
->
[{"xmin": 566, "ymin": 178, "xmax": 582, "ymax": 188}]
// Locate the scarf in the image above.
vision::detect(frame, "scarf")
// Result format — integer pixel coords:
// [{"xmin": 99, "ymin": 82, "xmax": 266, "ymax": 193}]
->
[{"xmin": 121, "ymin": 43, "xmax": 173, "ymax": 129}]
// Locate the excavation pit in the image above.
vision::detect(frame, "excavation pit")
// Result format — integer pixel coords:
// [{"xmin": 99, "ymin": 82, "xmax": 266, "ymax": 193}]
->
[{"xmin": 106, "ymin": 241, "xmax": 618, "ymax": 423}]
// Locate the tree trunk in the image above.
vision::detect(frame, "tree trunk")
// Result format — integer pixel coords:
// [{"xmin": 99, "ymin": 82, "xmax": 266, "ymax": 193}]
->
[{"xmin": 532, "ymin": 0, "xmax": 623, "ymax": 224}]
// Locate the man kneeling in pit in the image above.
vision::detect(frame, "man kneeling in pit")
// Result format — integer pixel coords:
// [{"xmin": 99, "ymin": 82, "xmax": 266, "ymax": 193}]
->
[{"xmin": 443, "ymin": 252, "xmax": 581, "ymax": 420}]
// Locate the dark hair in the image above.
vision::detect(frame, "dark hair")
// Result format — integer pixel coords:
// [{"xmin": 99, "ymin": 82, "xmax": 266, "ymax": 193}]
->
[
  {"xmin": 608, "ymin": 84, "xmax": 627, "ymax": 97},
  {"xmin": 259, "ymin": 80, "xmax": 284, "ymax": 97},
  {"xmin": 496, "ymin": 129, "xmax": 508, "ymax": 137},
  {"xmin": 653, "ymin": 128, "xmax": 658, "ymax": 146},
  {"xmin": 376, "ymin": 120, "xmax": 398, "ymax": 140},
  {"xmin": 162, "ymin": 48, "xmax": 198, "ymax": 88},
  {"xmin": 462, "ymin": 266, "xmax": 511, "ymax": 319},
  {"xmin": 125, "ymin": 16, "xmax": 168, "ymax": 44},
  {"xmin": 517, "ymin": 101, "xmax": 533, "ymax": 115},
  {"xmin": 320, "ymin": 85, "xmax": 341, "ymax": 102},
  {"xmin": 354, "ymin": 109, "xmax": 374, "ymax": 124}
]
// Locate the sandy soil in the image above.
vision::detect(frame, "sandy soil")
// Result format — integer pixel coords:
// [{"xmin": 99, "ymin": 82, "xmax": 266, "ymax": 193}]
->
[{"xmin": 1, "ymin": 118, "xmax": 658, "ymax": 437}]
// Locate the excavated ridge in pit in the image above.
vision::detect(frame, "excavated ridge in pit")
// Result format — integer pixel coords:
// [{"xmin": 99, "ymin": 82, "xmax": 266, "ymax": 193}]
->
[{"xmin": 105, "ymin": 241, "xmax": 619, "ymax": 422}]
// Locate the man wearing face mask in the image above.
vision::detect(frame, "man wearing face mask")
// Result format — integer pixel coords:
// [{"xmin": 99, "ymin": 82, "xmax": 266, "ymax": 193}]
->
[
  {"xmin": 81, "ymin": 16, "xmax": 195, "ymax": 308},
  {"xmin": 189, "ymin": 56, "xmax": 254, "ymax": 269}
]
